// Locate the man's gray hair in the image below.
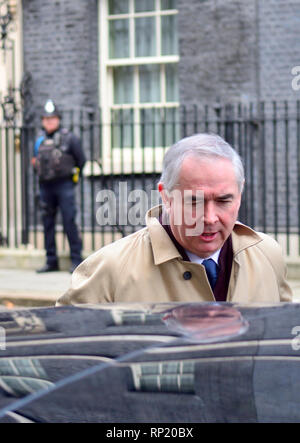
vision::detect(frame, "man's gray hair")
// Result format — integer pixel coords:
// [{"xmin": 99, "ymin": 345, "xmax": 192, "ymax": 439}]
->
[{"xmin": 160, "ymin": 133, "xmax": 245, "ymax": 193}]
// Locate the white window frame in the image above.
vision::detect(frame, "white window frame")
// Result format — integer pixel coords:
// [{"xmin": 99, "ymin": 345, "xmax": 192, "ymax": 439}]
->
[{"xmin": 98, "ymin": 0, "xmax": 179, "ymax": 174}]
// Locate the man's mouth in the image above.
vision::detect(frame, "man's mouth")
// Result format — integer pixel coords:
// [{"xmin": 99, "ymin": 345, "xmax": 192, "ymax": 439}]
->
[{"xmin": 200, "ymin": 232, "xmax": 218, "ymax": 241}]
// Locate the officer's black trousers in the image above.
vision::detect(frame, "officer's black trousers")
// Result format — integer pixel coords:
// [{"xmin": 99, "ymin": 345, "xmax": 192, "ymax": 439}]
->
[{"xmin": 39, "ymin": 179, "xmax": 82, "ymax": 267}]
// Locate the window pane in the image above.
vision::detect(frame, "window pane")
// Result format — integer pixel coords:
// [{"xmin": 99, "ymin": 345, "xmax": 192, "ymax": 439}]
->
[
  {"xmin": 165, "ymin": 64, "xmax": 179, "ymax": 101},
  {"xmin": 109, "ymin": 19, "xmax": 129, "ymax": 58},
  {"xmin": 111, "ymin": 109, "xmax": 134, "ymax": 148},
  {"xmin": 108, "ymin": 0, "xmax": 129, "ymax": 14},
  {"xmin": 135, "ymin": 0, "xmax": 155, "ymax": 12},
  {"xmin": 165, "ymin": 107, "xmax": 180, "ymax": 146},
  {"xmin": 140, "ymin": 108, "xmax": 160, "ymax": 148},
  {"xmin": 135, "ymin": 17, "xmax": 156, "ymax": 57},
  {"xmin": 161, "ymin": 0, "xmax": 177, "ymax": 9},
  {"xmin": 140, "ymin": 107, "xmax": 179, "ymax": 148},
  {"xmin": 161, "ymin": 15, "xmax": 178, "ymax": 55},
  {"xmin": 113, "ymin": 66, "xmax": 134, "ymax": 104},
  {"xmin": 139, "ymin": 65, "xmax": 160, "ymax": 103}
]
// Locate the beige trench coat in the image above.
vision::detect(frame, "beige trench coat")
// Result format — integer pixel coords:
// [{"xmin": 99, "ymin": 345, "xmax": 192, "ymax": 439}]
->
[{"xmin": 57, "ymin": 206, "xmax": 293, "ymax": 306}]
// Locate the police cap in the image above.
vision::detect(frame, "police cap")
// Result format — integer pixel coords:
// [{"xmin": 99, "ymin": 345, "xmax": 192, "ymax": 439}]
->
[{"xmin": 42, "ymin": 99, "xmax": 61, "ymax": 118}]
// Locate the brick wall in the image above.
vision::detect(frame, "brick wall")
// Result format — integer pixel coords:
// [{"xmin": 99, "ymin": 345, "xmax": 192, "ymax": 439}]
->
[
  {"xmin": 178, "ymin": 0, "xmax": 258, "ymax": 105},
  {"xmin": 258, "ymin": 0, "xmax": 300, "ymax": 102},
  {"xmin": 22, "ymin": 0, "xmax": 99, "ymax": 123},
  {"xmin": 178, "ymin": 0, "xmax": 300, "ymax": 105}
]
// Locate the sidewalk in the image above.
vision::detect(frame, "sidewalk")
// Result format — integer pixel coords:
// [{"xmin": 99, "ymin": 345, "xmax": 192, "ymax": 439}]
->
[
  {"xmin": 0, "ymin": 268, "xmax": 300, "ymax": 308},
  {"xmin": 0, "ymin": 268, "xmax": 72, "ymax": 308}
]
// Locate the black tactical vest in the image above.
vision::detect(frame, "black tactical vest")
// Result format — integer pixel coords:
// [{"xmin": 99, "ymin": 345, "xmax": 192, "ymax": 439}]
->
[{"xmin": 35, "ymin": 130, "xmax": 76, "ymax": 182}]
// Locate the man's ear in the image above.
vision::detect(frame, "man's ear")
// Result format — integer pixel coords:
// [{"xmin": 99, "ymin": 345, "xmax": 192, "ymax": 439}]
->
[{"xmin": 158, "ymin": 182, "xmax": 171, "ymax": 210}]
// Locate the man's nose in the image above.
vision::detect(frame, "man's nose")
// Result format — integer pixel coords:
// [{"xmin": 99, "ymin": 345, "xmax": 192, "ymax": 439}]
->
[{"xmin": 204, "ymin": 202, "xmax": 218, "ymax": 224}]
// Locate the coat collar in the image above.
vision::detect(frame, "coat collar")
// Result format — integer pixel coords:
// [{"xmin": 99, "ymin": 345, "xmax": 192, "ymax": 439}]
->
[
  {"xmin": 146, "ymin": 205, "xmax": 263, "ymax": 265},
  {"xmin": 146, "ymin": 206, "xmax": 182, "ymax": 265}
]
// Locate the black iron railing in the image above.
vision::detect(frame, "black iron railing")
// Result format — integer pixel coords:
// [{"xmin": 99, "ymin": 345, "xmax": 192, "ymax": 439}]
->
[{"xmin": 1, "ymin": 101, "xmax": 300, "ymax": 256}]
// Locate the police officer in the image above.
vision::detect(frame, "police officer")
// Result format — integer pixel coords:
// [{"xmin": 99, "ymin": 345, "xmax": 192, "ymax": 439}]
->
[{"xmin": 32, "ymin": 100, "xmax": 86, "ymax": 274}]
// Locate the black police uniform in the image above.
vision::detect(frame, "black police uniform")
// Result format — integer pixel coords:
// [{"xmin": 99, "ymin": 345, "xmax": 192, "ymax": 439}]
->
[{"xmin": 34, "ymin": 103, "xmax": 86, "ymax": 273}]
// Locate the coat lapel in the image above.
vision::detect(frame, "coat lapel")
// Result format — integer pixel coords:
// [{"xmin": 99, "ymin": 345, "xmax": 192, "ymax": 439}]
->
[{"xmin": 228, "ymin": 224, "xmax": 264, "ymax": 301}]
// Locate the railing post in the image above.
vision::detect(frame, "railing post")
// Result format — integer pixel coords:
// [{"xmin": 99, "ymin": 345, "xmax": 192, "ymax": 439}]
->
[
  {"xmin": 20, "ymin": 125, "xmax": 29, "ymax": 245},
  {"xmin": 225, "ymin": 104, "xmax": 234, "ymax": 146}
]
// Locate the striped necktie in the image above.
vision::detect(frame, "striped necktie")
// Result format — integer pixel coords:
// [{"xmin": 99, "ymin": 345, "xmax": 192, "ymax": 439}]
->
[{"xmin": 202, "ymin": 258, "xmax": 219, "ymax": 290}]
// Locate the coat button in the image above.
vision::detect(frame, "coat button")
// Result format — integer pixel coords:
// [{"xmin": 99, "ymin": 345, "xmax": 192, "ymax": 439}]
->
[{"xmin": 183, "ymin": 271, "xmax": 192, "ymax": 280}]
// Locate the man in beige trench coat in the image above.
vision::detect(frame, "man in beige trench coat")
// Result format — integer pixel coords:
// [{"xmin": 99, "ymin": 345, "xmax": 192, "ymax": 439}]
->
[{"xmin": 57, "ymin": 133, "xmax": 292, "ymax": 306}]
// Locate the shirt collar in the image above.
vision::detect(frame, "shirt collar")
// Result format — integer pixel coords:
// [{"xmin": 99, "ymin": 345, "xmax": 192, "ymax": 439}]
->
[{"xmin": 185, "ymin": 248, "xmax": 221, "ymax": 265}]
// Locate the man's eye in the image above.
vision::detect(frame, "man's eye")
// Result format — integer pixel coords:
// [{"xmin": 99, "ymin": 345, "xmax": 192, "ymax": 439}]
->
[{"xmin": 184, "ymin": 200, "xmax": 202, "ymax": 206}]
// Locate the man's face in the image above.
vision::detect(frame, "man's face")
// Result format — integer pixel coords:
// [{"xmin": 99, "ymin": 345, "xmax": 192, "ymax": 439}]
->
[
  {"xmin": 42, "ymin": 116, "xmax": 60, "ymax": 134},
  {"xmin": 159, "ymin": 155, "xmax": 242, "ymax": 258}
]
